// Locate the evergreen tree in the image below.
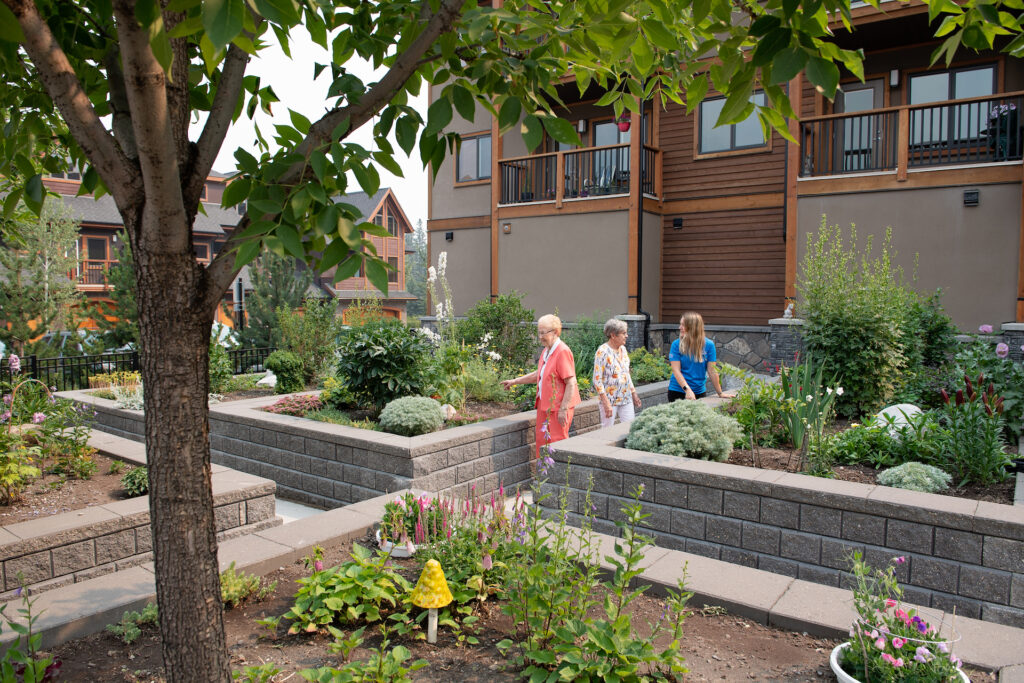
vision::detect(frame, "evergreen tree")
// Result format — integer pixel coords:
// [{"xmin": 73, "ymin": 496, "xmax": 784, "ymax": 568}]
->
[
  {"xmin": 238, "ymin": 250, "xmax": 312, "ymax": 349},
  {"xmin": 406, "ymin": 219, "xmax": 427, "ymax": 317},
  {"xmin": 0, "ymin": 203, "xmax": 83, "ymax": 355},
  {"xmin": 93, "ymin": 231, "xmax": 139, "ymax": 348}
]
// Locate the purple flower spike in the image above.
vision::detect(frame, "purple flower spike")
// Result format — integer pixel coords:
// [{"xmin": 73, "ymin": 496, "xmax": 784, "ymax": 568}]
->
[
  {"xmin": 8, "ymin": 354, "xmax": 20, "ymax": 373},
  {"xmin": 31, "ymin": 412, "xmax": 45, "ymax": 424}
]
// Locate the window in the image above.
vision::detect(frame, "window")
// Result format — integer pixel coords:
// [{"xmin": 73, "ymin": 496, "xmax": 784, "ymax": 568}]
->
[
  {"xmin": 698, "ymin": 93, "xmax": 767, "ymax": 154},
  {"xmin": 387, "ymin": 214, "xmax": 398, "ymax": 236},
  {"xmin": 193, "ymin": 244, "xmax": 210, "ymax": 262},
  {"xmin": 457, "ymin": 133, "xmax": 491, "ymax": 182},
  {"xmin": 85, "ymin": 237, "xmax": 108, "ymax": 262},
  {"xmin": 388, "ymin": 257, "xmax": 399, "ymax": 283},
  {"xmin": 909, "ymin": 65, "xmax": 996, "ymax": 144},
  {"xmin": 373, "ymin": 214, "xmax": 383, "ymax": 226}
]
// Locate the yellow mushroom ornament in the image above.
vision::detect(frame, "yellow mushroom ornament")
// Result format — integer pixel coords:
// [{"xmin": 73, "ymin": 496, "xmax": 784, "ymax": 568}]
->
[{"xmin": 410, "ymin": 559, "xmax": 453, "ymax": 644}]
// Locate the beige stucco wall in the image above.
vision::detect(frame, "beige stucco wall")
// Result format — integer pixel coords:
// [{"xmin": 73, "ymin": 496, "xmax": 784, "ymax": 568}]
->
[
  {"xmin": 641, "ymin": 211, "xmax": 661, "ymax": 321},
  {"xmin": 496, "ymin": 211, "xmax": 629, "ymax": 320},
  {"xmin": 797, "ymin": 183, "xmax": 1021, "ymax": 330},
  {"xmin": 427, "ymin": 227, "xmax": 491, "ymax": 315},
  {"xmin": 430, "ymin": 84, "xmax": 493, "ymax": 220}
]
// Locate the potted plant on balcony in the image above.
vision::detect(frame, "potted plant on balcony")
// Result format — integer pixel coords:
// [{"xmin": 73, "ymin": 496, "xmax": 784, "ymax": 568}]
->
[
  {"xmin": 986, "ymin": 103, "xmax": 1019, "ymax": 160},
  {"xmin": 519, "ymin": 164, "xmax": 533, "ymax": 202},
  {"xmin": 616, "ymin": 112, "xmax": 631, "ymax": 132}
]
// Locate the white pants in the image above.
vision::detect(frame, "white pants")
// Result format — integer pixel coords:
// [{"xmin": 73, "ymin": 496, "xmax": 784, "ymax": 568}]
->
[{"xmin": 599, "ymin": 401, "xmax": 635, "ymax": 428}]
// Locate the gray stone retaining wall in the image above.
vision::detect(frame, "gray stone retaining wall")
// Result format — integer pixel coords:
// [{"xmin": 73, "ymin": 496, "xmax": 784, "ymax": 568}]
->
[
  {"xmin": 649, "ymin": 324, "xmax": 772, "ymax": 372},
  {"xmin": 540, "ymin": 424, "xmax": 1024, "ymax": 629},
  {"xmin": 70, "ymin": 385, "xmax": 669, "ymax": 510},
  {"xmin": 0, "ymin": 470, "xmax": 277, "ymax": 600}
]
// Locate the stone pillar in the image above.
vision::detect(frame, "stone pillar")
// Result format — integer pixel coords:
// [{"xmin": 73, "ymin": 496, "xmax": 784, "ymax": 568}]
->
[
  {"xmin": 769, "ymin": 318, "xmax": 804, "ymax": 372},
  {"xmin": 616, "ymin": 315, "xmax": 648, "ymax": 352},
  {"xmin": 648, "ymin": 324, "xmax": 676, "ymax": 356},
  {"xmin": 418, "ymin": 316, "xmax": 440, "ymax": 335},
  {"xmin": 705, "ymin": 326, "xmax": 772, "ymax": 372},
  {"xmin": 1002, "ymin": 322, "xmax": 1024, "ymax": 363}
]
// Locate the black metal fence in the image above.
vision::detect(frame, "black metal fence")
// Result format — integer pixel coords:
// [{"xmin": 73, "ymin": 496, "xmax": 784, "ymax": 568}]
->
[
  {"xmin": 0, "ymin": 347, "xmax": 275, "ymax": 392},
  {"xmin": 800, "ymin": 110, "xmax": 900, "ymax": 176}
]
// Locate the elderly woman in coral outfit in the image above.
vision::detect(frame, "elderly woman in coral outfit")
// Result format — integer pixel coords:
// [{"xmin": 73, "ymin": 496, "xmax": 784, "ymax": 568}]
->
[{"xmin": 501, "ymin": 314, "xmax": 581, "ymax": 457}]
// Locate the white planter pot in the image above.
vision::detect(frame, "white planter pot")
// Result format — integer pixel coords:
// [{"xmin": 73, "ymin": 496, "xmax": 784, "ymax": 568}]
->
[
  {"xmin": 375, "ymin": 529, "xmax": 415, "ymax": 558},
  {"xmin": 830, "ymin": 643, "xmax": 969, "ymax": 683}
]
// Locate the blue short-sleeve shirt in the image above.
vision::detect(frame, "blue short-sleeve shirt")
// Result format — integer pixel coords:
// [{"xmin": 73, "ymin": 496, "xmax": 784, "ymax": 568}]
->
[{"xmin": 668, "ymin": 337, "xmax": 716, "ymax": 394}]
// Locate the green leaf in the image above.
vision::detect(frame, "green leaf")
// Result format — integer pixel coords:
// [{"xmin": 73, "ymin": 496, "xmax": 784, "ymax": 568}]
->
[
  {"xmin": 642, "ymin": 19, "xmax": 677, "ymax": 52},
  {"xmin": 541, "ymin": 116, "xmax": 580, "ymax": 147},
  {"xmin": 395, "ymin": 116, "xmax": 417, "ymax": 156},
  {"xmin": 521, "ymin": 115, "xmax": 543, "ymax": 153},
  {"xmin": 768, "ymin": 46, "xmax": 807, "ymax": 84},
  {"xmin": 150, "ymin": 23, "xmax": 174, "ymax": 80},
  {"xmin": 277, "ymin": 225, "xmax": 304, "ymax": 259},
  {"xmin": 24, "ymin": 174, "xmax": 44, "ymax": 213},
  {"xmin": 337, "ymin": 217, "xmax": 359, "ymax": 247},
  {"xmin": 202, "ymin": 0, "xmax": 245, "ymax": 52},
  {"xmin": 805, "ymin": 56, "xmax": 840, "ymax": 98},
  {"xmin": 452, "ymin": 84, "xmax": 476, "ymax": 122},
  {"xmin": 372, "ymin": 151, "xmax": 403, "ymax": 177},
  {"xmin": 221, "ymin": 177, "xmax": 250, "ymax": 208},
  {"xmin": 332, "ymin": 255, "xmax": 362, "ymax": 283},
  {"xmin": 232, "ymin": 239, "xmax": 262, "ymax": 270},
  {"xmin": 365, "ymin": 258, "xmax": 389, "ymax": 294},
  {"xmin": 631, "ymin": 38, "xmax": 654, "ymax": 73},
  {"xmin": 289, "ymin": 109, "xmax": 311, "ymax": 135},
  {"xmin": 685, "ymin": 75, "xmax": 709, "ymax": 114},
  {"xmin": 252, "ymin": 0, "xmax": 301, "ymax": 25},
  {"xmin": 351, "ymin": 163, "xmax": 380, "ymax": 196},
  {"xmin": 749, "ymin": 14, "xmax": 781, "ymax": 37},
  {"xmin": 0, "ymin": 3, "xmax": 25, "ymax": 42},
  {"xmin": 716, "ymin": 83, "xmax": 755, "ymax": 126},
  {"xmin": 498, "ymin": 97, "xmax": 522, "ymax": 133},
  {"xmin": 752, "ymin": 27, "xmax": 792, "ymax": 67},
  {"xmin": 425, "ymin": 97, "xmax": 453, "ymax": 136}
]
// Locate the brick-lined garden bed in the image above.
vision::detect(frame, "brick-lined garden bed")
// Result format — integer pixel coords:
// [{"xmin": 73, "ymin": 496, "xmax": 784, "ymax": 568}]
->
[
  {"xmin": 64, "ymin": 385, "xmax": 670, "ymax": 509},
  {"xmin": 0, "ymin": 467, "xmax": 278, "ymax": 599},
  {"xmin": 541, "ymin": 422, "xmax": 1024, "ymax": 629}
]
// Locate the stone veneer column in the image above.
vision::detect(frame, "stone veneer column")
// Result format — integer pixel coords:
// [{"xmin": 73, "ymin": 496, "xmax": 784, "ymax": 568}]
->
[
  {"xmin": 769, "ymin": 318, "xmax": 804, "ymax": 370},
  {"xmin": 617, "ymin": 315, "xmax": 648, "ymax": 352},
  {"xmin": 1003, "ymin": 322, "xmax": 1024, "ymax": 363}
]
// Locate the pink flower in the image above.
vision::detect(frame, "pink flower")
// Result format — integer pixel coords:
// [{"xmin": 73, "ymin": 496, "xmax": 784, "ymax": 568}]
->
[
  {"xmin": 892, "ymin": 637, "xmax": 906, "ymax": 649},
  {"xmin": 0, "ymin": 410, "xmax": 9, "ymax": 423},
  {"xmin": 8, "ymin": 354, "xmax": 20, "ymax": 373},
  {"xmin": 31, "ymin": 412, "xmax": 45, "ymax": 424},
  {"xmin": 881, "ymin": 653, "xmax": 896, "ymax": 664},
  {"xmin": 405, "ymin": 539, "xmax": 416, "ymax": 555},
  {"xmin": 996, "ymin": 342, "xmax": 1009, "ymax": 359},
  {"xmin": 875, "ymin": 637, "xmax": 886, "ymax": 649},
  {"xmin": 894, "ymin": 609, "xmax": 908, "ymax": 622},
  {"xmin": 313, "ymin": 560, "xmax": 324, "ymax": 572},
  {"xmin": 915, "ymin": 646, "xmax": 933, "ymax": 663},
  {"xmin": 894, "ymin": 556, "xmax": 906, "ymax": 565},
  {"xmin": 938, "ymin": 642, "xmax": 950, "ymax": 653},
  {"xmin": 2, "ymin": 395, "xmax": 10, "ymax": 405},
  {"xmin": 885, "ymin": 599, "xmax": 896, "ymax": 608},
  {"xmin": 482, "ymin": 553, "xmax": 493, "ymax": 570},
  {"xmin": 979, "ymin": 324, "xmax": 994, "ymax": 334}
]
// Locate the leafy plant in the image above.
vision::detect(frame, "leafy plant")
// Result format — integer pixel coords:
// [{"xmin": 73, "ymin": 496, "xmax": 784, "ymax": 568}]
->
[
  {"xmin": 0, "ymin": 586, "xmax": 62, "ymax": 682},
  {"xmin": 233, "ymin": 663, "xmax": 282, "ymax": 683},
  {"xmin": 0, "ymin": 441, "xmax": 41, "ymax": 504},
  {"xmin": 378, "ymin": 397, "xmax": 444, "ymax": 437},
  {"xmin": 798, "ymin": 219, "xmax": 917, "ymax": 419},
  {"xmin": 237, "ymin": 250, "xmax": 313, "ymax": 350},
  {"xmin": 106, "ymin": 602, "xmax": 158, "ymax": 645},
  {"xmin": 223, "ymin": 373, "xmax": 265, "ymax": 394},
  {"xmin": 283, "ymin": 544, "xmax": 412, "ymax": 633},
  {"xmin": 877, "ymin": 462, "xmax": 951, "ymax": 494},
  {"xmin": 628, "ymin": 347, "xmax": 671, "ymax": 385},
  {"xmin": 108, "ymin": 459, "xmax": 126, "ymax": 475},
  {"xmin": 265, "ymin": 350, "xmax": 305, "ymax": 394},
  {"xmin": 299, "ymin": 622, "xmax": 428, "ymax": 683},
  {"xmin": 320, "ymin": 376, "xmax": 355, "ymax": 410},
  {"xmin": 955, "ymin": 332, "xmax": 1024, "ymax": 439},
  {"xmin": 306, "ymin": 408, "xmax": 381, "ymax": 431},
  {"xmin": 562, "ymin": 313, "xmax": 608, "ymax": 381},
  {"xmin": 455, "ymin": 292, "xmax": 536, "ymax": 370},
  {"xmin": 910, "ymin": 290, "xmax": 958, "ymax": 368},
  {"xmin": 334, "ymin": 320, "xmax": 432, "ymax": 415},
  {"xmin": 121, "ymin": 466, "xmax": 149, "ymax": 497},
  {"xmin": 726, "ymin": 369, "xmax": 788, "ymax": 464},
  {"xmin": 463, "ymin": 357, "xmax": 509, "ymax": 403},
  {"xmin": 279, "ymin": 298, "xmax": 344, "ymax": 384},
  {"xmin": 624, "ymin": 401, "xmax": 743, "ymax": 462},
  {"xmin": 935, "ymin": 375, "xmax": 1010, "ymax": 486},
  {"xmin": 113, "ymin": 383, "xmax": 144, "ymax": 410},
  {"xmin": 209, "ymin": 337, "xmax": 234, "ymax": 395},
  {"xmin": 779, "ymin": 352, "xmax": 841, "ymax": 471},
  {"xmin": 826, "ymin": 413, "xmax": 946, "ymax": 472},
  {"xmin": 220, "ymin": 562, "xmax": 277, "ymax": 609}
]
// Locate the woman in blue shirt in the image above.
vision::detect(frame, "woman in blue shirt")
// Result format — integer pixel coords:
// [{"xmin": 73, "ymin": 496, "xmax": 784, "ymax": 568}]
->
[{"xmin": 668, "ymin": 312, "xmax": 734, "ymax": 402}]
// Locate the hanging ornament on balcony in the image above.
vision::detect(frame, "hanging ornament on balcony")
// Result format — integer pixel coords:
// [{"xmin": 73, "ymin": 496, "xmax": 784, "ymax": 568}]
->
[{"xmin": 616, "ymin": 112, "xmax": 631, "ymax": 132}]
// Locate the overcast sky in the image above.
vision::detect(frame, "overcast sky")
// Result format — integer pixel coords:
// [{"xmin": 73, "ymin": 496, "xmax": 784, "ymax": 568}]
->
[{"xmin": 210, "ymin": 35, "xmax": 430, "ymax": 229}]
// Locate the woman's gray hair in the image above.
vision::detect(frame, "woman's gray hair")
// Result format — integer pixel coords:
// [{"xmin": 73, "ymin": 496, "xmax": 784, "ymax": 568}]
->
[{"xmin": 604, "ymin": 318, "xmax": 627, "ymax": 339}]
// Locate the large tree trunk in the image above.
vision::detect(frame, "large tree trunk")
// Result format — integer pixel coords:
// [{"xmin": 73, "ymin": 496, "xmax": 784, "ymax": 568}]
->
[{"xmin": 132, "ymin": 210, "xmax": 230, "ymax": 682}]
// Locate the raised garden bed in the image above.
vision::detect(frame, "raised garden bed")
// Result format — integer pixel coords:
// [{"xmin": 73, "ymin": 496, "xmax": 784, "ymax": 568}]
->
[{"xmin": 542, "ymin": 420, "xmax": 1024, "ymax": 629}]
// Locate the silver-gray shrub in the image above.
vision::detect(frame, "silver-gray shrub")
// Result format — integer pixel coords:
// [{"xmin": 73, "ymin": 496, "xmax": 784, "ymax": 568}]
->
[
  {"xmin": 624, "ymin": 401, "xmax": 743, "ymax": 462},
  {"xmin": 378, "ymin": 396, "xmax": 445, "ymax": 437},
  {"xmin": 877, "ymin": 461, "xmax": 951, "ymax": 494}
]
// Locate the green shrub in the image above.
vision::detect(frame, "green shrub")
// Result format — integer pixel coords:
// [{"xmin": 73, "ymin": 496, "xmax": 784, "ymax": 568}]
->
[
  {"xmin": 209, "ymin": 338, "xmax": 234, "ymax": 395},
  {"xmin": 106, "ymin": 602, "xmax": 158, "ymax": 644},
  {"xmin": 562, "ymin": 314, "xmax": 607, "ymax": 380},
  {"xmin": 935, "ymin": 375, "xmax": 1010, "ymax": 486},
  {"xmin": 335, "ymin": 320, "xmax": 431, "ymax": 414},
  {"xmin": 113, "ymin": 383, "xmax": 145, "ymax": 410},
  {"xmin": 0, "ymin": 440, "xmax": 41, "ymax": 504},
  {"xmin": 463, "ymin": 357, "xmax": 508, "ymax": 403},
  {"xmin": 378, "ymin": 397, "xmax": 444, "ymax": 436},
  {"xmin": 278, "ymin": 299, "xmax": 344, "ymax": 384},
  {"xmin": 455, "ymin": 292, "xmax": 535, "ymax": 369},
  {"xmin": 877, "ymin": 462, "xmax": 951, "ymax": 493},
  {"xmin": 628, "ymin": 347, "xmax": 671, "ymax": 385},
  {"xmin": 729, "ymin": 375, "xmax": 787, "ymax": 449},
  {"xmin": 224, "ymin": 372, "xmax": 264, "ymax": 393},
  {"xmin": 220, "ymin": 561, "xmax": 277, "ymax": 609},
  {"xmin": 798, "ymin": 219, "xmax": 917, "ymax": 419},
  {"xmin": 827, "ymin": 413, "xmax": 945, "ymax": 471},
  {"xmin": 893, "ymin": 364, "xmax": 960, "ymax": 410},
  {"xmin": 121, "ymin": 466, "xmax": 149, "ymax": 497},
  {"xmin": 320, "ymin": 376, "xmax": 355, "ymax": 410},
  {"xmin": 956, "ymin": 334, "xmax": 1024, "ymax": 439},
  {"xmin": 265, "ymin": 350, "xmax": 304, "ymax": 394},
  {"xmin": 911, "ymin": 290, "xmax": 958, "ymax": 367},
  {"xmin": 624, "ymin": 401, "xmax": 742, "ymax": 461}
]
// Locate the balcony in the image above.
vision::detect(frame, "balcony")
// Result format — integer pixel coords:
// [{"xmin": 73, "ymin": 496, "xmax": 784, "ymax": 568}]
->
[
  {"xmin": 800, "ymin": 92, "xmax": 1024, "ymax": 178},
  {"xmin": 76, "ymin": 259, "xmax": 115, "ymax": 289},
  {"xmin": 498, "ymin": 143, "xmax": 659, "ymax": 205}
]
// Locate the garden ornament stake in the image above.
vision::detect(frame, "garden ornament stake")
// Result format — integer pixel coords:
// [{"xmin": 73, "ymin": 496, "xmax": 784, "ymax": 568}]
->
[{"xmin": 410, "ymin": 559, "xmax": 453, "ymax": 644}]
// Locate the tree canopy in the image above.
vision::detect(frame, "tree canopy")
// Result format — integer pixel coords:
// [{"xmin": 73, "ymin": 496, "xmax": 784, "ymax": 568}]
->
[{"xmin": 0, "ymin": 0, "xmax": 1017, "ymax": 681}]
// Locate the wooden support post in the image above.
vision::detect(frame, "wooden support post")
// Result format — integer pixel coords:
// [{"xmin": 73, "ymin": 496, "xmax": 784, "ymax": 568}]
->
[
  {"xmin": 555, "ymin": 152, "xmax": 564, "ymax": 208},
  {"xmin": 784, "ymin": 74, "xmax": 802, "ymax": 306},
  {"xmin": 897, "ymin": 107, "xmax": 909, "ymax": 182}
]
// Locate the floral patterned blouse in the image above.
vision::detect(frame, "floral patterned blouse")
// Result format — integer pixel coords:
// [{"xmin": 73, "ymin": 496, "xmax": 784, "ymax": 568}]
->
[{"xmin": 592, "ymin": 343, "xmax": 635, "ymax": 406}]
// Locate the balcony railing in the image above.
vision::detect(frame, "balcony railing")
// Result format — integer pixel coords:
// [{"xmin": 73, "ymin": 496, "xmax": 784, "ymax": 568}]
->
[
  {"xmin": 800, "ymin": 92, "xmax": 1024, "ymax": 178},
  {"xmin": 77, "ymin": 259, "xmax": 116, "ymax": 287},
  {"xmin": 499, "ymin": 143, "xmax": 659, "ymax": 205}
]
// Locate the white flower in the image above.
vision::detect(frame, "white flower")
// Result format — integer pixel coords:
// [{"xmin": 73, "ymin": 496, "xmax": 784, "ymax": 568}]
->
[
  {"xmin": 806, "ymin": 395, "xmax": 813, "ymax": 402},
  {"xmin": 836, "ymin": 387, "xmax": 844, "ymax": 396},
  {"xmin": 487, "ymin": 351, "xmax": 502, "ymax": 362},
  {"xmin": 826, "ymin": 387, "xmax": 833, "ymax": 395},
  {"xmin": 481, "ymin": 332, "xmax": 493, "ymax": 344},
  {"xmin": 438, "ymin": 251, "xmax": 447, "ymax": 271},
  {"xmin": 435, "ymin": 303, "xmax": 445, "ymax": 319},
  {"xmin": 427, "ymin": 266, "xmax": 436, "ymax": 283}
]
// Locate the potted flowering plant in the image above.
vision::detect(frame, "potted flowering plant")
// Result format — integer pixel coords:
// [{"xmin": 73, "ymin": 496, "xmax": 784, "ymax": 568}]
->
[
  {"xmin": 377, "ymin": 492, "xmax": 440, "ymax": 557},
  {"xmin": 832, "ymin": 552, "xmax": 968, "ymax": 682}
]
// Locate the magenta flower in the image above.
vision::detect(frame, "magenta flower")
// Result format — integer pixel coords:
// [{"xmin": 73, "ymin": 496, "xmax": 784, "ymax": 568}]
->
[
  {"xmin": 0, "ymin": 410, "xmax": 9, "ymax": 424},
  {"xmin": 892, "ymin": 637, "xmax": 906, "ymax": 649},
  {"xmin": 885, "ymin": 599, "xmax": 896, "ymax": 608},
  {"xmin": 2, "ymin": 394, "xmax": 10, "ymax": 405},
  {"xmin": 313, "ymin": 560, "xmax": 324, "ymax": 572},
  {"xmin": 482, "ymin": 553, "xmax": 493, "ymax": 571},
  {"xmin": 894, "ymin": 556, "xmax": 906, "ymax": 565},
  {"xmin": 540, "ymin": 420, "xmax": 550, "ymax": 436},
  {"xmin": 979, "ymin": 324, "xmax": 994, "ymax": 334},
  {"xmin": 31, "ymin": 412, "xmax": 45, "ymax": 424},
  {"xmin": 8, "ymin": 354, "xmax": 20, "ymax": 373},
  {"xmin": 875, "ymin": 637, "xmax": 886, "ymax": 649},
  {"xmin": 996, "ymin": 342, "xmax": 1009, "ymax": 359}
]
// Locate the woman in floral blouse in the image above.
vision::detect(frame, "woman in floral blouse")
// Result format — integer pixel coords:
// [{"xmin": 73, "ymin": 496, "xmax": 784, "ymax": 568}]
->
[{"xmin": 592, "ymin": 318, "xmax": 641, "ymax": 428}]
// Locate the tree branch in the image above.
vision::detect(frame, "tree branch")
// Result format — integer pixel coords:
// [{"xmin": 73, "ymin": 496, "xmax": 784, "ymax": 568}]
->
[
  {"xmin": 185, "ymin": 43, "xmax": 251, "ymax": 210},
  {"xmin": 201, "ymin": 0, "xmax": 468, "ymax": 306},
  {"xmin": 4, "ymin": 0, "xmax": 139, "ymax": 207}
]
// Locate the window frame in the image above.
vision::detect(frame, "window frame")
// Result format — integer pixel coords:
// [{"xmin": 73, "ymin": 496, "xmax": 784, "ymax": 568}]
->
[
  {"xmin": 694, "ymin": 93, "xmax": 772, "ymax": 159},
  {"xmin": 387, "ymin": 256, "xmax": 399, "ymax": 283},
  {"xmin": 454, "ymin": 132, "xmax": 492, "ymax": 186},
  {"xmin": 193, "ymin": 243, "xmax": 210, "ymax": 263}
]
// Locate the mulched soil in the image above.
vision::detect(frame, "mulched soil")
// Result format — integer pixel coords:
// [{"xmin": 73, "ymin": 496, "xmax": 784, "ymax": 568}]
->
[
  {"xmin": 51, "ymin": 532, "xmax": 999, "ymax": 683},
  {"xmin": 0, "ymin": 452, "xmax": 142, "ymax": 526},
  {"xmin": 728, "ymin": 447, "xmax": 1018, "ymax": 506}
]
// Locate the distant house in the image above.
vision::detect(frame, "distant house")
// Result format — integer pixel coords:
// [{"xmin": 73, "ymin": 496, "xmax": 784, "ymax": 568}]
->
[{"xmin": 40, "ymin": 174, "xmax": 418, "ymax": 325}]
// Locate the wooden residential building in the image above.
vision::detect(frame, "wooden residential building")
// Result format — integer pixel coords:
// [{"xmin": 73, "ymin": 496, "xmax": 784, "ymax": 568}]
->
[{"xmin": 427, "ymin": 2, "xmax": 1024, "ymax": 333}]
